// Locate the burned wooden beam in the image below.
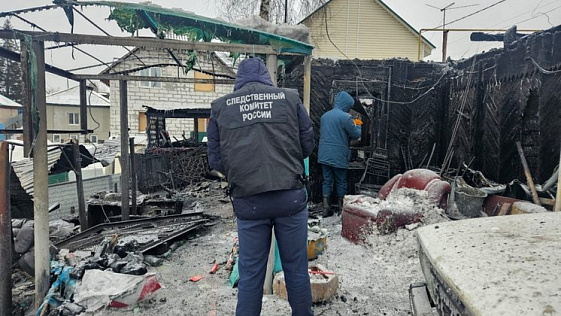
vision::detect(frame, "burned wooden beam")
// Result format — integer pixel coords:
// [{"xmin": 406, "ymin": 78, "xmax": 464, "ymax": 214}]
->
[
  {"xmin": 0, "ymin": 46, "xmax": 76, "ymax": 80},
  {"xmin": 470, "ymin": 26, "xmax": 524, "ymax": 46},
  {"xmin": 0, "ymin": 30, "xmax": 279, "ymax": 54},
  {"xmin": 73, "ymin": 74, "xmax": 235, "ymax": 84}
]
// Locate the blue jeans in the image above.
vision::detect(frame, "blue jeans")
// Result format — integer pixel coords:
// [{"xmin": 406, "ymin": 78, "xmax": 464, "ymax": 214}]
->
[
  {"xmin": 236, "ymin": 207, "xmax": 313, "ymax": 316},
  {"xmin": 321, "ymin": 164, "xmax": 347, "ymax": 197}
]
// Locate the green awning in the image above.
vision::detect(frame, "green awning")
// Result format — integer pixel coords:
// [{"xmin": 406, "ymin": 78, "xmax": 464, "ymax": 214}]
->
[{"xmin": 77, "ymin": 1, "xmax": 313, "ymax": 55}]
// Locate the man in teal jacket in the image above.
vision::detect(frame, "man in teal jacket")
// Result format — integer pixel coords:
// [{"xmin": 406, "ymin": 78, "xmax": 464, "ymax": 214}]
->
[{"xmin": 318, "ymin": 91, "xmax": 361, "ymax": 216}]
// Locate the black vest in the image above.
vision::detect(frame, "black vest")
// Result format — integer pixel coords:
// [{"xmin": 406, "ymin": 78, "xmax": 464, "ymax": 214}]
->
[{"xmin": 211, "ymin": 83, "xmax": 304, "ymax": 197}]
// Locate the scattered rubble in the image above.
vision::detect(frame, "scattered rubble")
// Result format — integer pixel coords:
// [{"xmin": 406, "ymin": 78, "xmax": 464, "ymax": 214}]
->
[{"xmin": 8, "ymin": 172, "xmax": 556, "ymax": 315}]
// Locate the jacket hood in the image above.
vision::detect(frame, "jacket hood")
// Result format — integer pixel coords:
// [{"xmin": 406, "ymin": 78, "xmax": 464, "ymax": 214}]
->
[
  {"xmin": 333, "ymin": 91, "xmax": 355, "ymax": 112},
  {"xmin": 234, "ymin": 58, "xmax": 273, "ymax": 91}
]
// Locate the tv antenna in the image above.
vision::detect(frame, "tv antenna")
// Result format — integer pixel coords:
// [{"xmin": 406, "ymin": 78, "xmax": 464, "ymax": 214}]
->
[{"xmin": 426, "ymin": 2, "xmax": 479, "ymax": 62}]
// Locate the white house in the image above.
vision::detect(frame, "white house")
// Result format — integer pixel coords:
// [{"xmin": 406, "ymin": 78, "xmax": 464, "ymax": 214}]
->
[
  {"xmin": 101, "ymin": 48, "xmax": 236, "ymax": 144},
  {"xmin": 46, "ymin": 86, "xmax": 111, "ymax": 144}
]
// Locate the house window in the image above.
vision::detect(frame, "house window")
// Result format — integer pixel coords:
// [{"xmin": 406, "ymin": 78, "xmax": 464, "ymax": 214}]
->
[
  {"xmin": 139, "ymin": 67, "xmax": 162, "ymax": 88},
  {"xmin": 68, "ymin": 113, "xmax": 80, "ymax": 125},
  {"xmin": 139, "ymin": 112, "xmax": 147, "ymax": 132},
  {"xmin": 53, "ymin": 134, "xmax": 61, "ymax": 143},
  {"xmin": 194, "ymin": 71, "xmax": 215, "ymax": 92},
  {"xmin": 69, "ymin": 135, "xmax": 78, "ymax": 140},
  {"xmin": 89, "ymin": 135, "xmax": 98, "ymax": 143}
]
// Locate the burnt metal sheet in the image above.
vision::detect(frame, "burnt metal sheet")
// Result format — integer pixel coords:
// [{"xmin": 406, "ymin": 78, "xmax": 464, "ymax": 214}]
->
[{"xmin": 55, "ymin": 212, "xmax": 207, "ymax": 252}]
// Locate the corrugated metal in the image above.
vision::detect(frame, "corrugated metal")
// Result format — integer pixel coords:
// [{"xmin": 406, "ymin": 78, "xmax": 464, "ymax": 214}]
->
[
  {"xmin": 11, "ymin": 146, "xmax": 64, "ymax": 196},
  {"xmin": 303, "ymin": 0, "xmax": 432, "ymax": 61}
]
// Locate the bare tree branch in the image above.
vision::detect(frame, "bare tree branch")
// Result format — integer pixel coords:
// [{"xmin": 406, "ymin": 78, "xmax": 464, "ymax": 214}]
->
[{"xmin": 217, "ymin": 0, "xmax": 327, "ymax": 24}]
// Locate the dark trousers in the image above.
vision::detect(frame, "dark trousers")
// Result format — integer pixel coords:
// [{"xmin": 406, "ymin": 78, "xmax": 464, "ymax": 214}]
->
[
  {"xmin": 236, "ymin": 207, "xmax": 313, "ymax": 316},
  {"xmin": 321, "ymin": 164, "xmax": 347, "ymax": 197}
]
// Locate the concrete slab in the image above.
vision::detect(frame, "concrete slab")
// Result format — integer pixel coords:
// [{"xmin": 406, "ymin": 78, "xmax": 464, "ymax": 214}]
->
[{"xmin": 417, "ymin": 212, "xmax": 561, "ymax": 316}]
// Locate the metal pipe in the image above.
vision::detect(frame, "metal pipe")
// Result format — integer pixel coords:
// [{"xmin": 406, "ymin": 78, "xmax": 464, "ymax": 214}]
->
[
  {"xmin": 263, "ymin": 54, "xmax": 279, "ymax": 295},
  {"xmin": 426, "ymin": 143, "xmax": 436, "ymax": 169},
  {"xmin": 129, "ymin": 138, "xmax": 137, "ymax": 216},
  {"xmin": 303, "ymin": 56, "xmax": 312, "ymax": 114},
  {"xmin": 442, "ymin": 30, "xmax": 449, "ymax": 62},
  {"xmin": 73, "ymin": 140, "xmax": 87, "ymax": 231},
  {"xmin": 79, "ymin": 80, "xmax": 88, "ymax": 134},
  {"xmin": 516, "ymin": 141, "xmax": 541, "ymax": 206},
  {"xmin": 0, "ymin": 129, "xmax": 95, "ymax": 134},
  {"xmin": 417, "ymin": 28, "xmax": 541, "ymax": 61},
  {"xmin": 266, "ymin": 54, "xmax": 278, "ymax": 86},
  {"xmin": 32, "ymin": 40, "xmax": 50, "ymax": 310},
  {"xmin": 555, "ymin": 141, "xmax": 561, "ymax": 211},
  {"xmin": 120, "ymin": 81, "xmax": 130, "ymax": 221},
  {"xmin": 0, "ymin": 142, "xmax": 12, "ymax": 316},
  {"xmin": 384, "ymin": 66, "xmax": 392, "ymax": 150}
]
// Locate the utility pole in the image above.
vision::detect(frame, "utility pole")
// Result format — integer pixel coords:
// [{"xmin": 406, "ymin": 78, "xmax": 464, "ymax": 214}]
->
[
  {"xmin": 285, "ymin": 0, "xmax": 288, "ymax": 23},
  {"xmin": 426, "ymin": 2, "xmax": 478, "ymax": 62}
]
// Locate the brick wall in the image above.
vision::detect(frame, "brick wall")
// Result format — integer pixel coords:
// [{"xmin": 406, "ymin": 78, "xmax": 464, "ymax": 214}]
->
[
  {"xmin": 108, "ymin": 48, "xmax": 235, "ymax": 141},
  {"xmin": 48, "ymin": 174, "xmax": 121, "ymax": 220}
]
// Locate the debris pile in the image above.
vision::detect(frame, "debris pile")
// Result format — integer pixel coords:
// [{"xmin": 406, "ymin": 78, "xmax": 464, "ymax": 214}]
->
[
  {"xmin": 33, "ymin": 210, "xmax": 214, "ymax": 314},
  {"xmin": 342, "ymin": 188, "xmax": 448, "ymax": 243},
  {"xmin": 140, "ymin": 147, "xmax": 209, "ymax": 193}
]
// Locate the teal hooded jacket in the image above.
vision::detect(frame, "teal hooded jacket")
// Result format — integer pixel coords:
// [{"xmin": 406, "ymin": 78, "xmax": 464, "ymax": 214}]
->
[{"xmin": 318, "ymin": 91, "xmax": 361, "ymax": 168}]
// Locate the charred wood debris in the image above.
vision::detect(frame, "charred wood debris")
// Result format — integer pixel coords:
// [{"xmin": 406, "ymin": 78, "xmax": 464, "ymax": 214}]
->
[
  {"xmin": 10, "ymin": 175, "xmax": 218, "ymax": 315},
  {"xmin": 5, "ymin": 24, "xmax": 561, "ymax": 316},
  {"xmin": 283, "ymin": 25, "xmax": 561, "ymax": 206}
]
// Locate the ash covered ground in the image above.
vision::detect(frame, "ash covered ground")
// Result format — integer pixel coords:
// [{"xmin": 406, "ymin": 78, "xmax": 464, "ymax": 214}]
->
[{"xmin": 98, "ymin": 184, "xmax": 447, "ymax": 316}]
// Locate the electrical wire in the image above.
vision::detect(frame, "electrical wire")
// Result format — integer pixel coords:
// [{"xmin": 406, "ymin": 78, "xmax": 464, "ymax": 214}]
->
[
  {"xmin": 526, "ymin": 57, "xmax": 561, "ymax": 74},
  {"xmin": 434, "ymin": 0, "xmax": 510, "ymax": 29},
  {"xmin": 510, "ymin": 4, "xmax": 561, "ymax": 26},
  {"xmin": 11, "ymin": 13, "xmax": 113, "ymax": 69},
  {"xmin": 446, "ymin": 0, "xmax": 560, "ymax": 48},
  {"xmin": 440, "ymin": 58, "xmax": 477, "ymax": 175},
  {"xmin": 322, "ymin": 8, "xmax": 447, "ymax": 105}
]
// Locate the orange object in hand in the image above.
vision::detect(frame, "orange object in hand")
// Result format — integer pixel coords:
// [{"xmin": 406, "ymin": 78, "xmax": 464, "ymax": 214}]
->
[{"xmin": 353, "ymin": 118, "xmax": 363, "ymax": 126}]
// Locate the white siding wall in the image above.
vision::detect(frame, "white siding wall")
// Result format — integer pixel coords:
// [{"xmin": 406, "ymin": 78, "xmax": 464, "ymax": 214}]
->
[
  {"xmin": 47, "ymin": 105, "xmax": 110, "ymax": 142},
  {"xmin": 303, "ymin": 0, "xmax": 433, "ymax": 61}
]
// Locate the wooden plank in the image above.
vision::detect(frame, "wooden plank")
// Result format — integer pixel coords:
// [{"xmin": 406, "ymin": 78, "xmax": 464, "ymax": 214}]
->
[
  {"xmin": 73, "ymin": 74, "xmax": 235, "ymax": 84},
  {"xmin": 79, "ymin": 80, "xmax": 88, "ymax": 134},
  {"xmin": 120, "ymin": 81, "xmax": 130, "ymax": 221},
  {"xmin": 0, "ymin": 45, "xmax": 75, "ymax": 80},
  {"xmin": 0, "ymin": 30, "xmax": 279, "ymax": 54},
  {"xmin": 73, "ymin": 140, "xmax": 87, "ymax": 231},
  {"xmin": 539, "ymin": 197, "xmax": 555, "ymax": 207},
  {"xmin": 497, "ymin": 203, "xmax": 511, "ymax": 216},
  {"xmin": 20, "ymin": 40, "xmax": 32, "ymax": 157},
  {"xmin": 516, "ymin": 141, "xmax": 541, "ymax": 206},
  {"xmin": 32, "ymin": 40, "xmax": 50, "ymax": 310}
]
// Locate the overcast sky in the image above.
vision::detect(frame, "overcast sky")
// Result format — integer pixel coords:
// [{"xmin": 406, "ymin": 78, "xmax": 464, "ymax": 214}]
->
[{"xmin": 2, "ymin": 0, "xmax": 560, "ymax": 91}]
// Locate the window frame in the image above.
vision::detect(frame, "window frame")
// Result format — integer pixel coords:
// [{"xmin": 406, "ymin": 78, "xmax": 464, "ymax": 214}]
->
[
  {"xmin": 139, "ymin": 67, "xmax": 162, "ymax": 88},
  {"xmin": 89, "ymin": 134, "xmax": 98, "ymax": 143},
  {"xmin": 68, "ymin": 113, "xmax": 80, "ymax": 125}
]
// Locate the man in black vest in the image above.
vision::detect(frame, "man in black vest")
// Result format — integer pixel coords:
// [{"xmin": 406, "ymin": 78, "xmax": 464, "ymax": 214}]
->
[{"xmin": 207, "ymin": 57, "xmax": 315, "ymax": 316}]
